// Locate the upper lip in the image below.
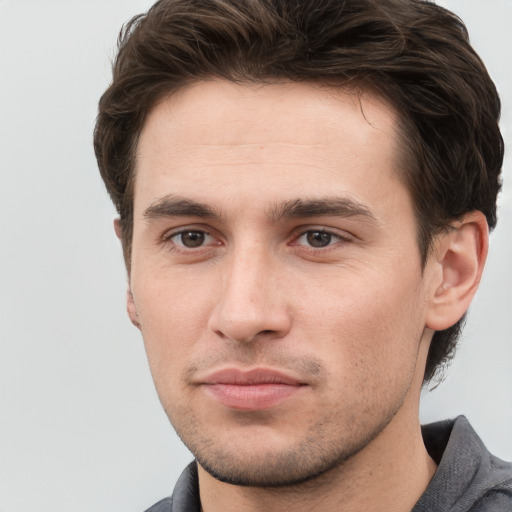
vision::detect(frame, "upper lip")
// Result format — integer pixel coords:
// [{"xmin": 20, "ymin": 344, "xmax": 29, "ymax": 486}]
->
[{"xmin": 199, "ymin": 368, "xmax": 305, "ymax": 386}]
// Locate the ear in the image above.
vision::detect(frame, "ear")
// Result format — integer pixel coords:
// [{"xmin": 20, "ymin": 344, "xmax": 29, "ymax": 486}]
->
[
  {"xmin": 114, "ymin": 218, "xmax": 139, "ymax": 327},
  {"xmin": 114, "ymin": 218, "xmax": 123, "ymax": 240},
  {"xmin": 126, "ymin": 286, "xmax": 141, "ymax": 330},
  {"xmin": 425, "ymin": 211, "xmax": 488, "ymax": 331}
]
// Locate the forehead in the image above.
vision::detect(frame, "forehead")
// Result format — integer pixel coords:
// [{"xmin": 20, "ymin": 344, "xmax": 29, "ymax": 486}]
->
[
  {"xmin": 134, "ymin": 80, "xmax": 407, "ymax": 217},
  {"xmin": 141, "ymin": 80, "xmax": 399, "ymax": 142}
]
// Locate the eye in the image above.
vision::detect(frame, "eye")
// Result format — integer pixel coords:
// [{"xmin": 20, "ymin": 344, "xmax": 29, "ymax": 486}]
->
[
  {"xmin": 169, "ymin": 230, "xmax": 213, "ymax": 248},
  {"xmin": 295, "ymin": 230, "xmax": 346, "ymax": 248}
]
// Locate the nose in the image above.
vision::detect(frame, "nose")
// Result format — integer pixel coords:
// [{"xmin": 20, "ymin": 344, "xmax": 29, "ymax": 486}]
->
[{"xmin": 207, "ymin": 247, "xmax": 292, "ymax": 344}]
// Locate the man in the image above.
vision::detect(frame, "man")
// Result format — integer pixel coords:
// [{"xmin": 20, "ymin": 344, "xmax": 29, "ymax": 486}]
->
[{"xmin": 93, "ymin": 0, "xmax": 512, "ymax": 510}]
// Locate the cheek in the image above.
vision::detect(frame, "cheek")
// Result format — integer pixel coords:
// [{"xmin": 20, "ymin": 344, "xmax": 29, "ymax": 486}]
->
[
  {"xmin": 296, "ymin": 272, "xmax": 424, "ymax": 388},
  {"xmin": 132, "ymin": 274, "xmax": 215, "ymax": 387}
]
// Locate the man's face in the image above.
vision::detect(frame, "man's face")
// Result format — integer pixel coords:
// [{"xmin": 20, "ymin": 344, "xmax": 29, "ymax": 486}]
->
[{"xmin": 129, "ymin": 80, "xmax": 434, "ymax": 486}]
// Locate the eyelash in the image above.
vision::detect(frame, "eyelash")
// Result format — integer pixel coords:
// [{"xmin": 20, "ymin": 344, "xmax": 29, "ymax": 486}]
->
[
  {"xmin": 162, "ymin": 227, "xmax": 352, "ymax": 253},
  {"xmin": 164, "ymin": 229, "xmax": 217, "ymax": 250},
  {"xmin": 293, "ymin": 229, "xmax": 351, "ymax": 249}
]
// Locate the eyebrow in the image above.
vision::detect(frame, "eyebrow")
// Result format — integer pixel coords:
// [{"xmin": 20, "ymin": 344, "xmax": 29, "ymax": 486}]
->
[
  {"xmin": 269, "ymin": 198, "xmax": 376, "ymax": 223},
  {"xmin": 143, "ymin": 196, "xmax": 224, "ymax": 221},
  {"xmin": 143, "ymin": 194, "xmax": 376, "ymax": 224}
]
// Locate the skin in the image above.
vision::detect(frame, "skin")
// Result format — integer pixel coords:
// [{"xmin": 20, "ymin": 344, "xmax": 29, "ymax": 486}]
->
[{"xmin": 122, "ymin": 80, "xmax": 488, "ymax": 511}]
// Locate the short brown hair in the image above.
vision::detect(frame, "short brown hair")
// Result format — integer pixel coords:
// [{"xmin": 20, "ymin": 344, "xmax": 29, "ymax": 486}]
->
[{"xmin": 94, "ymin": 0, "xmax": 503, "ymax": 383}]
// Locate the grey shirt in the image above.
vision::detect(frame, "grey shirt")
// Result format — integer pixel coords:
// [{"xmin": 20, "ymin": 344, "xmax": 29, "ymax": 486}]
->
[{"xmin": 145, "ymin": 416, "xmax": 512, "ymax": 512}]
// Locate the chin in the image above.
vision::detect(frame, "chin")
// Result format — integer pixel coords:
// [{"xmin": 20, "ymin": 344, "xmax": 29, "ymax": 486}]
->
[
  {"xmin": 196, "ymin": 446, "xmax": 349, "ymax": 488},
  {"xmin": 175, "ymin": 416, "xmax": 387, "ymax": 488}
]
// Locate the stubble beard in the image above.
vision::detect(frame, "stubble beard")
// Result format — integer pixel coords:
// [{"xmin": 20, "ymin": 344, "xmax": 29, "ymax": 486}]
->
[
  {"xmin": 158, "ymin": 346, "xmax": 417, "ymax": 489},
  {"xmin": 166, "ymin": 400, "xmax": 402, "ymax": 489}
]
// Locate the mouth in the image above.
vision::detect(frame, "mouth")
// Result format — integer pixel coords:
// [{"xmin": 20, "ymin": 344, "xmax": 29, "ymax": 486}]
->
[{"xmin": 199, "ymin": 368, "xmax": 307, "ymax": 411}]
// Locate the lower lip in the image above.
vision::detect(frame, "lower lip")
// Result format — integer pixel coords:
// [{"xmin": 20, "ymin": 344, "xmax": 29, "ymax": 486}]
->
[{"xmin": 203, "ymin": 383, "xmax": 303, "ymax": 410}]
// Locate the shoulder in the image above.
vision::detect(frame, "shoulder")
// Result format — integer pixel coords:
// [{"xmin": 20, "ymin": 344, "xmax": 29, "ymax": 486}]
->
[
  {"xmin": 470, "ymin": 488, "xmax": 512, "ymax": 511},
  {"xmin": 415, "ymin": 416, "xmax": 512, "ymax": 512},
  {"xmin": 144, "ymin": 497, "xmax": 172, "ymax": 512},
  {"xmin": 469, "ymin": 456, "xmax": 512, "ymax": 511}
]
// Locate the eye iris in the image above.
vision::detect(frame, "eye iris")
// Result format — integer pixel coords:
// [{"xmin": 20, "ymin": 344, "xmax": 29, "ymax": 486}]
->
[
  {"xmin": 181, "ymin": 231, "xmax": 205, "ymax": 247},
  {"xmin": 306, "ymin": 231, "xmax": 332, "ymax": 248}
]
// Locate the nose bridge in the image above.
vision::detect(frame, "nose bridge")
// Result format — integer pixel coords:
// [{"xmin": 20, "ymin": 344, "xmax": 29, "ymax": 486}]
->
[{"xmin": 209, "ymin": 239, "xmax": 290, "ymax": 343}]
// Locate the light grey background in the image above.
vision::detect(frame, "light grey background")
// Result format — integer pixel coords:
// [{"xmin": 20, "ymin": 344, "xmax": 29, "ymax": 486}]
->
[{"xmin": 0, "ymin": 1, "xmax": 510, "ymax": 511}]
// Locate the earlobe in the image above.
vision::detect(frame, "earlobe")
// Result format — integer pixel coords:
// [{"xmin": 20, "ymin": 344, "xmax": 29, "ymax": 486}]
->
[
  {"xmin": 425, "ymin": 211, "xmax": 488, "ymax": 331},
  {"xmin": 116, "ymin": 219, "xmax": 139, "ymax": 328},
  {"xmin": 127, "ymin": 287, "xmax": 141, "ymax": 329},
  {"xmin": 114, "ymin": 218, "xmax": 123, "ymax": 240}
]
